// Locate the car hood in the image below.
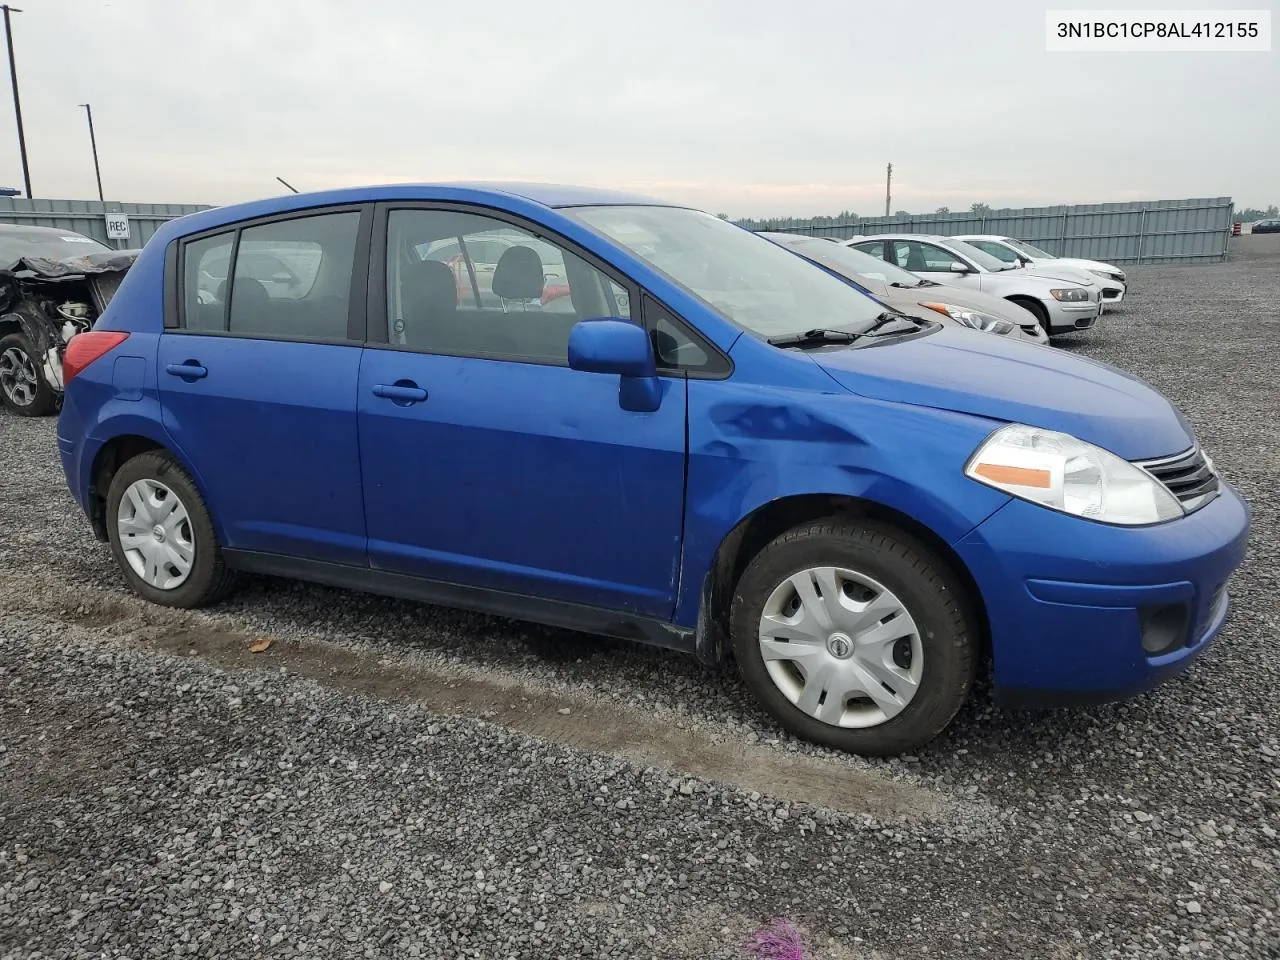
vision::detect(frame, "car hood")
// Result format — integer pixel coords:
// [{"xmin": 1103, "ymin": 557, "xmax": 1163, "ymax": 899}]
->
[
  {"xmin": 2, "ymin": 249, "xmax": 140, "ymax": 279},
  {"xmin": 812, "ymin": 326, "xmax": 1193, "ymax": 461},
  {"xmin": 1011, "ymin": 263, "xmax": 1098, "ymax": 286}
]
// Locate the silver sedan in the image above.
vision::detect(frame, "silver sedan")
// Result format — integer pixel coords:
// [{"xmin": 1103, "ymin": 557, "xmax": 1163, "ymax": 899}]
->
[{"xmin": 759, "ymin": 233, "xmax": 1049, "ymax": 344}]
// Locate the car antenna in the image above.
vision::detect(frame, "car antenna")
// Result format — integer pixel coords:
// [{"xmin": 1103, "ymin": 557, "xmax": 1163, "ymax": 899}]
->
[{"xmin": 275, "ymin": 176, "xmax": 299, "ymax": 194}]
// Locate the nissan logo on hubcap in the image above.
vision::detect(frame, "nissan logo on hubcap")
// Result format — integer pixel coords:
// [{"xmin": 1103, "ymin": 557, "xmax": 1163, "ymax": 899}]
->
[{"xmin": 827, "ymin": 633, "xmax": 853, "ymax": 659}]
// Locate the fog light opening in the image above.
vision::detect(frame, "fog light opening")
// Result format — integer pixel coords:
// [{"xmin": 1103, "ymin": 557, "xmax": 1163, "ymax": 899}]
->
[{"xmin": 1138, "ymin": 603, "xmax": 1189, "ymax": 656}]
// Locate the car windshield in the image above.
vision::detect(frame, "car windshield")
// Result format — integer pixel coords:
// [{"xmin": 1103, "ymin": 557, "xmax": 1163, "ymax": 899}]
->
[
  {"xmin": 943, "ymin": 239, "xmax": 1018, "ymax": 272},
  {"xmin": 763, "ymin": 234, "xmax": 928, "ymax": 288},
  {"xmin": 0, "ymin": 231, "xmax": 112, "ymax": 265},
  {"xmin": 568, "ymin": 206, "xmax": 887, "ymax": 338},
  {"xmin": 1006, "ymin": 238, "xmax": 1057, "ymax": 259}
]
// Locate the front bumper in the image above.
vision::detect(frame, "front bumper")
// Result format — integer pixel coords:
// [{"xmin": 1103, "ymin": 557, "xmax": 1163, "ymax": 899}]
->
[
  {"xmin": 1043, "ymin": 295, "xmax": 1101, "ymax": 334},
  {"xmin": 954, "ymin": 481, "xmax": 1250, "ymax": 705}
]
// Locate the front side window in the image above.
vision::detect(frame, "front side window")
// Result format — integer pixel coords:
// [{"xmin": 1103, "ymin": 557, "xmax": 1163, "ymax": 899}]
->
[
  {"xmin": 386, "ymin": 209, "xmax": 631, "ymax": 363},
  {"xmin": 567, "ymin": 206, "xmax": 887, "ymax": 340},
  {"xmin": 892, "ymin": 240, "xmax": 966, "ymax": 272},
  {"xmin": 180, "ymin": 210, "xmax": 360, "ymax": 341}
]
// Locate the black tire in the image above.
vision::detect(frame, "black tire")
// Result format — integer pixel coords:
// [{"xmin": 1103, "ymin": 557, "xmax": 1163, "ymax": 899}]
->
[
  {"xmin": 730, "ymin": 519, "xmax": 978, "ymax": 757},
  {"xmin": 0, "ymin": 330, "xmax": 58, "ymax": 416},
  {"xmin": 105, "ymin": 450, "xmax": 238, "ymax": 608},
  {"xmin": 1007, "ymin": 296, "xmax": 1051, "ymax": 337}
]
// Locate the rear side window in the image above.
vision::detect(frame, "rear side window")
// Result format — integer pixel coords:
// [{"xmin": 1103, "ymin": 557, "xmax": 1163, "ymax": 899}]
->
[
  {"xmin": 179, "ymin": 210, "xmax": 361, "ymax": 342},
  {"xmin": 851, "ymin": 240, "xmax": 885, "ymax": 259}
]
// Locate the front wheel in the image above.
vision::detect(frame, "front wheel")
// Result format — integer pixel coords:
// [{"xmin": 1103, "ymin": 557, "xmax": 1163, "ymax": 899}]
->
[
  {"xmin": 730, "ymin": 519, "xmax": 978, "ymax": 757},
  {"xmin": 0, "ymin": 331, "xmax": 58, "ymax": 416}
]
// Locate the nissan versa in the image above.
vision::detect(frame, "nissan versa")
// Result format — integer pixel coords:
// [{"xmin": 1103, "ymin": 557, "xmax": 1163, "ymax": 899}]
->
[{"xmin": 56, "ymin": 183, "xmax": 1250, "ymax": 756}]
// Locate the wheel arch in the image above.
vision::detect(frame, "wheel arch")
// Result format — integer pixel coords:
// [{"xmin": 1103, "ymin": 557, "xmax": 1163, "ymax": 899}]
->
[
  {"xmin": 86, "ymin": 432, "xmax": 216, "ymax": 544},
  {"xmin": 693, "ymin": 493, "xmax": 991, "ymax": 670},
  {"xmin": 1005, "ymin": 294, "xmax": 1049, "ymax": 330}
]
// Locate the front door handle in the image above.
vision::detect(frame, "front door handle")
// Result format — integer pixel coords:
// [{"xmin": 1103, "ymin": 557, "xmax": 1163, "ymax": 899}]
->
[
  {"xmin": 166, "ymin": 361, "xmax": 208, "ymax": 381},
  {"xmin": 373, "ymin": 381, "xmax": 428, "ymax": 404}
]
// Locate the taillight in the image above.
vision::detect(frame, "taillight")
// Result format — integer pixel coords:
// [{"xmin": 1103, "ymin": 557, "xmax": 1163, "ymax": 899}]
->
[{"xmin": 63, "ymin": 331, "xmax": 129, "ymax": 385}]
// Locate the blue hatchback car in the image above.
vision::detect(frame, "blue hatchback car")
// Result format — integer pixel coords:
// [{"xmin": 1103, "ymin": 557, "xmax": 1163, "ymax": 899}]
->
[{"xmin": 57, "ymin": 183, "xmax": 1250, "ymax": 756}]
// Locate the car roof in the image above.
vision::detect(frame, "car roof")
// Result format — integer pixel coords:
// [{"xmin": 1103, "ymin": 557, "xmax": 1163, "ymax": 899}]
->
[
  {"xmin": 0, "ymin": 222, "xmax": 97, "ymax": 240},
  {"xmin": 155, "ymin": 181, "xmax": 687, "ymax": 243},
  {"xmin": 851, "ymin": 233, "xmax": 953, "ymax": 242}
]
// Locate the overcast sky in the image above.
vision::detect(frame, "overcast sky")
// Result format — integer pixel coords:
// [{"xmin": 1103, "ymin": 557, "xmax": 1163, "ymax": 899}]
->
[{"xmin": 2, "ymin": 0, "xmax": 1274, "ymax": 217}]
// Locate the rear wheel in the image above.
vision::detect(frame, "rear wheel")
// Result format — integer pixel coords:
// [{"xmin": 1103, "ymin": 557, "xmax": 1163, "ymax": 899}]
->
[
  {"xmin": 730, "ymin": 519, "xmax": 978, "ymax": 757},
  {"xmin": 0, "ymin": 331, "xmax": 57, "ymax": 416},
  {"xmin": 105, "ymin": 451, "xmax": 238, "ymax": 607}
]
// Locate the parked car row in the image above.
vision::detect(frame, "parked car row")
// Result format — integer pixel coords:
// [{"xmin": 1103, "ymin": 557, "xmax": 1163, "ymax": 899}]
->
[
  {"xmin": 840, "ymin": 234, "xmax": 1112, "ymax": 336},
  {"xmin": 49, "ymin": 182, "xmax": 1249, "ymax": 759}
]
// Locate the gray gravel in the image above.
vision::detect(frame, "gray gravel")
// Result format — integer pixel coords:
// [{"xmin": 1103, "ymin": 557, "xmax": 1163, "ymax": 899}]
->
[{"xmin": 3, "ymin": 238, "xmax": 1280, "ymax": 958}]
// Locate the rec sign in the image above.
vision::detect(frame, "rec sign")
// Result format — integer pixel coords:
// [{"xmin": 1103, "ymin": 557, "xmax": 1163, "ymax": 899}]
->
[{"xmin": 104, "ymin": 213, "xmax": 131, "ymax": 240}]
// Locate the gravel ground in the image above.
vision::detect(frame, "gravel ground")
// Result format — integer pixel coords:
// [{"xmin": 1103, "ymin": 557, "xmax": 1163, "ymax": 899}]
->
[{"xmin": 2, "ymin": 238, "xmax": 1279, "ymax": 959}]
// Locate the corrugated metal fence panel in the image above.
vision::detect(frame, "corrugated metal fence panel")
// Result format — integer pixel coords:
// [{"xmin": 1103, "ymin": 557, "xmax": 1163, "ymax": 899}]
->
[
  {"xmin": 0, "ymin": 197, "xmax": 214, "ymax": 247},
  {"xmin": 739, "ymin": 198, "xmax": 1235, "ymax": 265}
]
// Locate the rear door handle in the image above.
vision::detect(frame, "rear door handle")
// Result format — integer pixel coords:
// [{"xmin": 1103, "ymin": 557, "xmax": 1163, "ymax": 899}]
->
[
  {"xmin": 166, "ymin": 361, "xmax": 208, "ymax": 380},
  {"xmin": 373, "ymin": 382, "xmax": 428, "ymax": 404}
]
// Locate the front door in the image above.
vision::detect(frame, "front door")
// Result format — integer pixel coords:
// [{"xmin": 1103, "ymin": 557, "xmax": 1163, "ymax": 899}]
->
[
  {"xmin": 357, "ymin": 205, "xmax": 687, "ymax": 619},
  {"xmin": 888, "ymin": 239, "xmax": 987, "ymax": 292},
  {"xmin": 157, "ymin": 206, "xmax": 370, "ymax": 566}
]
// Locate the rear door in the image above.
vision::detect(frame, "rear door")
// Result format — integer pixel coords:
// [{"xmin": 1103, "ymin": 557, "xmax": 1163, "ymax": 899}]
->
[{"xmin": 157, "ymin": 205, "xmax": 372, "ymax": 565}]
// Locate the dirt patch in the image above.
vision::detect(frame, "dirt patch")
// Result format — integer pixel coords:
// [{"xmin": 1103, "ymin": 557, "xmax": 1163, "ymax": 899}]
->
[{"xmin": 2, "ymin": 574, "xmax": 944, "ymax": 823}]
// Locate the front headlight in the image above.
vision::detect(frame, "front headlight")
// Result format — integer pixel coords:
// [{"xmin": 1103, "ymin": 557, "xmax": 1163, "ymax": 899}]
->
[
  {"xmin": 918, "ymin": 302, "xmax": 1016, "ymax": 336},
  {"xmin": 1089, "ymin": 269, "xmax": 1124, "ymax": 284},
  {"xmin": 965, "ymin": 424, "xmax": 1184, "ymax": 525},
  {"xmin": 1049, "ymin": 288, "xmax": 1090, "ymax": 302}
]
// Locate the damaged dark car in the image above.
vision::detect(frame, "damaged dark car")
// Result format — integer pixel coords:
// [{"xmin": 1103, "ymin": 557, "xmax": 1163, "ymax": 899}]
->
[{"xmin": 0, "ymin": 223, "xmax": 138, "ymax": 416}]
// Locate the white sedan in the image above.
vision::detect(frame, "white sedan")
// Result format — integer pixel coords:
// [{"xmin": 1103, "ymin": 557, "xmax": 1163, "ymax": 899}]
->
[
  {"xmin": 955, "ymin": 234, "xmax": 1128, "ymax": 304},
  {"xmin": 845, "ymin": 234, "xmax": 1103, "ymax": 336}
]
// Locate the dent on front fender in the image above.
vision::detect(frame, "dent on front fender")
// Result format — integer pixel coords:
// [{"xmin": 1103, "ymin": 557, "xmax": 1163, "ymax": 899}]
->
[{"xmin": 675, "ymin": 380, "xmax": 1013, "ymax": 631}]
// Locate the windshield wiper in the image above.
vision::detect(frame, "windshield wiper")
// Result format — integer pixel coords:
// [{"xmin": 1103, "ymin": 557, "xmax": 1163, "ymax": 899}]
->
[
  {"xmin": 767, "ymin": 327, "xmax": 863, "ymax": 349},
  {"xmin": 888, "ymin": 280, "xmax": 923, "ymax": 289},
  {"xmin": 862, "ymin": 311, "xmax": 927, "ymax": 335}
]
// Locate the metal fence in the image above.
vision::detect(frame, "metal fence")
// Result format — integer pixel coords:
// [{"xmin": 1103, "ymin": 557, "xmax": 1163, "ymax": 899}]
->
[
  {"xmin": 738, "ymin": 197, "xmax": 1235, "ymax": 265},
  {"xmin": 0, "ymin": 197, "xmax": 213, "ymax": 249}
]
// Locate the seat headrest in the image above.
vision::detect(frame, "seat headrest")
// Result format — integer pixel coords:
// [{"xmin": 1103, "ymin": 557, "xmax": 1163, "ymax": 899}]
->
[
  {"xmin": 223, "ymin": 276, "xmax": 272, "ymax": 311},
  {"xmin": 492, "ymin": 246, "xmax": 545, "ymax": 300},
  {"xmin": 408, "ymin": 259, "xmax": 458, "ymax": 312}
]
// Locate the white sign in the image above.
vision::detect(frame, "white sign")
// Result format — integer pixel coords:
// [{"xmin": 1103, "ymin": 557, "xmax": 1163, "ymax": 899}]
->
[{"xmin": 104, "ymin": 213, "xmax": 130, "ymax": 240}]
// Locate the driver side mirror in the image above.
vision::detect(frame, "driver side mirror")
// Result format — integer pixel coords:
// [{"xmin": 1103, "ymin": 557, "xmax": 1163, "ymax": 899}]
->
[{"xmin": 948, "ymin": 262, "xmax": 973, "ymax": 273}]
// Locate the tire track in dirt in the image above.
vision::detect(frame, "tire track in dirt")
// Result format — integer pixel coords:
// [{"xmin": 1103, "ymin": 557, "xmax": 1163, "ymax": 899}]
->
[{"xmin": 2, "ymin": 573, "xmax": 949, "ymax": 823}]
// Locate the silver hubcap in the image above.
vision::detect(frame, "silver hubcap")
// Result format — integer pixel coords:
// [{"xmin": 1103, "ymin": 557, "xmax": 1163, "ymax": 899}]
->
[
  {"xmin": 757, "ymin": 566, "xmax": 923, "ymax": 729},
  {"xmin": 0, "ymin": 346, "xmax": 38, "ymax": 406},
  {"xmin": 116, "ymin": 479, "xmax": 195, "ymax": 589}
]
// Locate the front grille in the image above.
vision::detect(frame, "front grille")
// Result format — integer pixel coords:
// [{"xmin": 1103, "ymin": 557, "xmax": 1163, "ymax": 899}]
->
[{"xmin": 1136, "ymin": 446, "xmax": 1219, "ymax": 511}]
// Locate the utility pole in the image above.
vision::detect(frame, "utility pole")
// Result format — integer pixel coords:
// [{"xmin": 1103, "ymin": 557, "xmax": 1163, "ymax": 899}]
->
[
  {"xmin": 884, "ymin": 162, "xmax": 892, "ymax": 217},
  {"xmin": 79, "ymin": 103, "xmax": 104, "ymax": 201},
  {"xmin": 2, "ymin": 4, "xmax": 31, "ymax": 199}
]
